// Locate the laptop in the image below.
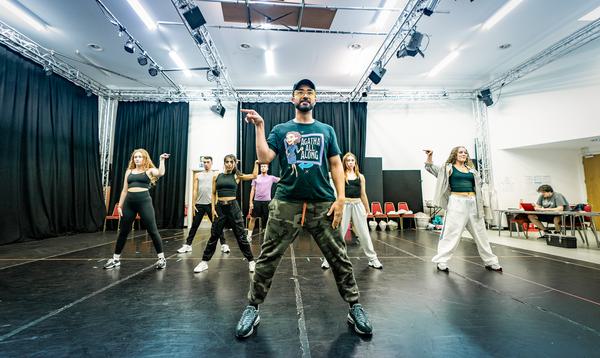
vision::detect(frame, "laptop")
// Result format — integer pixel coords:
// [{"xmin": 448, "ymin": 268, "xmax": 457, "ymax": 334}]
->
[{"xmin": 520, "ymin": 202, "xmax": 535, "ymax": 211}]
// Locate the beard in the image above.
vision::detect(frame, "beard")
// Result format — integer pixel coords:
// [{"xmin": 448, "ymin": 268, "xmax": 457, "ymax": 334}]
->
[{"xmin": 295, "ymin": 101, "xmax": 314, "ymax": 112}]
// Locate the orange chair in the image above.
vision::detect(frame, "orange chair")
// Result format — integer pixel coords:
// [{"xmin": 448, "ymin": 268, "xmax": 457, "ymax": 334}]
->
[
  {"xmin": 103, "ymin": 205, "xmax": 121, "ymax": 232},
  {"xmin": 369, "ymin": 202, "xmax": 388, "ymax": 220},
  {"xmin": 398, "ymin": 202, "xmax": 416, "ymax": 230}
]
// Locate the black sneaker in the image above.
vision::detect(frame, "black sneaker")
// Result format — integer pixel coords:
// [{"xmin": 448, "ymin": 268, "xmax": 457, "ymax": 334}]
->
[
  {"xmin": 235, "ymin": 306, "xmax": 260, "ymax": 338},
  {"xmin": 347, "ymin": 304, "xmax": 373, "ymax": 335}
]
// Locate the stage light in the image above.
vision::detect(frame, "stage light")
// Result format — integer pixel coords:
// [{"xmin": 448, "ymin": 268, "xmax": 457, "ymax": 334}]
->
[
  {"xmin": 397, "ymin": 31, "xmax": 424, "ymax": 58},
  {"xmin": 210, "ymin": 101, "xmax": 225, "ymax": 117},
  {"xmin": 478, "ymin": 88, "xmax": 493, "ymax": 106},
  {"xmin": 137, "ymin": 53, "xmax": 148, "ymax": 66},
  {"xmin": 124, "ymin": 38, "xmax": 135, "ymax": 53},
  {"xmin": 148, "ymin": 63, "xmax": 159, "ymax": 76},
  {"xmin": 183, "ymin": 5, "xmax": 206, "ymax": 30},
  {"xmin": 86, "ymin": 88, "xmax": 93, "ymax": 97},
  {"xmin": 423, "ymin": 0, "xmax": 440, "ymax": 16},
  {"xmin": 368, "ymin": 63, "xmax": 386, "ymax": 85},
  {"xmin": 43, "ymin": 64, "xmax": 52, "ymax": 76}
]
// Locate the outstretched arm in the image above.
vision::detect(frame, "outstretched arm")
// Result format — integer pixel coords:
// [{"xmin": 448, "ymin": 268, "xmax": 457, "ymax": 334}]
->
[
  {"xmin": 238, "ymin": 160, "xmax": 259, "ymax": 181},
  {"xmin": 241, "ymin": 109, "xmax": 276, "ymax": 163},
  {"xmin": 423, "ymin": 149, "xmax": 440, "ymax": 177}
]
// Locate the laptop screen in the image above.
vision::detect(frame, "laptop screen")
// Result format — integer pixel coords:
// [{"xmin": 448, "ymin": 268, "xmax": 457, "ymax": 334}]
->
[{"xmin": 520, "ymin": 202, "xmax": 535, "ymax": 211}]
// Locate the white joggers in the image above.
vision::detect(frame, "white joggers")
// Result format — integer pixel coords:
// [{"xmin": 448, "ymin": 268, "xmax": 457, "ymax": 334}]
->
[
  {"xmin": 432, "ymin": 195, "xmax": 499, "ymax": 266},
  {"xmin": 340, "ymin": 201, "xmax": 378, "ymax": 261}
]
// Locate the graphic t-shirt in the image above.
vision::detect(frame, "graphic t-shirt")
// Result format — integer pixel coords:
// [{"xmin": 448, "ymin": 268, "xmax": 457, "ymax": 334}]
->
[
  {"xmin": 536, "ymin": 192, "xmax": 569, "ymax": 209},
  {"xmin": 267, "ymin": 119, "xmax": 341, "ymax": 202},
  {"xmin": 251, "ymin": 174, "xmax": 279, "ymax": 201}
]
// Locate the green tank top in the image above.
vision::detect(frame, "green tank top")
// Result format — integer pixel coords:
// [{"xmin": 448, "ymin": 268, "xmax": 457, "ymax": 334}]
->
[{"xmin": 449, "ymin": 167, "xmax": 475, "ymax": 192}]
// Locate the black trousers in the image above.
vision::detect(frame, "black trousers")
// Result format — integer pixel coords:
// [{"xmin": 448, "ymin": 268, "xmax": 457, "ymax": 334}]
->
[
  {"xmin": 115, "ymin": 191, "xmax": 163, "ymax": 254},
  {"xmin": 202, "ymin": 201, "xmax": 254, "ymax": 262},
  {"xmin": 252, "ymin": 200, "xmax": 270, "ymax": 229},
  {"xmin": 185, "ymin": 204, "xmax": 225, "ymax": 245}
]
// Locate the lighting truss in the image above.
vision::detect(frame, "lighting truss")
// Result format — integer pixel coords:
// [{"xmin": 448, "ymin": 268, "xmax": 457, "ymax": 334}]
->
[
  {"xmin": 480, "ymin": 17, "xmax": 600, "ymax": 92},
  {"xmin": 350, "ymin": 0, "xmax": 429, "ymax": 101},
  {"xmin": 94, "ymin": 0, "xmax": 180, "ymax": 91},
  {"xmin": 472, "ymin": 97, "xmax": 493, "ymax": 186},
  {"xmin": 0, "ymin": 20, "xmax": 110, "ymax": 96},
  {"xmin": 171, "ymin": 0, "xmax": 237, "ymax": 99}
]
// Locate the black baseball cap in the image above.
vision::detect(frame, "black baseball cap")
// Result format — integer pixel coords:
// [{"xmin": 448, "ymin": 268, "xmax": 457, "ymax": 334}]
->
[{"xmin": 292, "ymin": 79, "xmax": 316, "ymax": 92}]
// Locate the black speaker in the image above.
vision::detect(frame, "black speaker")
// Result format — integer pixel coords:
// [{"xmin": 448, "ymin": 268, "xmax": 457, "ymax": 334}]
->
[
  {"xmin": 479, "ymin": 88, "xmax": 493, "ymax": 107},
  {"xmin": 368, "ymin": 66, "xmax": 386, "ymax": 85},
  {"xmin": 183, "ymin": 6, "xmax": 206, "ymax": 30}
]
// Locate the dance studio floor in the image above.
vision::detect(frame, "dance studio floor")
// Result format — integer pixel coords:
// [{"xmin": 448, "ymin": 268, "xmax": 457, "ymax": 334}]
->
[{"xmin": 1, "ymin": 227, "xmax": 599, "ymax": 357}]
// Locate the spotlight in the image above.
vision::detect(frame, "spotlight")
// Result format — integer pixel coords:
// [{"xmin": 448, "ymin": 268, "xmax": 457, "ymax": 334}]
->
[
  {"xmin": 137, "ymin": 53, "xmax": 148, "ymax": 66},
  {"xmin": 210, "ymin": 101, "xmax": 225, "ymax": 117},
  {"xmin": 183, "ymin": 5, "xmax": 206, "ymax": 30},
  {"xmin": 211, "ymin": 68, "xmax": 220, "ymax": 78},
  {"xmin": 361, "ymin": 92, "xmax": 368, "ymax": 98},
  {"xmin": 368, "ymin": 63, "xmax": 386, "ymax": 85},
  {"xmin": 206, "ymin": 68, "xmax": 220, "ymax": 82},
  {"xmin": 192, "ymin": 30, "xmax": 204, "ymax": 45},
  {"xmin": 43, "ymin": 65, "xmax": 52, "ymax": 76},
  {"xmin": 85, "ymin": 88, "xmax": 93, "ymax": 97},
  {"xmin": 148, "ymin": 64, "xmax": 159, "ymax": 76},
  {"xmin": 124, "ymin": 38, "xmax": 135, "ymax": 53},
  {"xmin": 423, "ymin": 0, "xmax": 441, "ymax": 16},
  {"xmin": 478, "ymin": 88, "xmax": 494, "ymax": 107},
  {"xmin": 397, "ymin": 31, "xmax": 424, "ymax": 58}
]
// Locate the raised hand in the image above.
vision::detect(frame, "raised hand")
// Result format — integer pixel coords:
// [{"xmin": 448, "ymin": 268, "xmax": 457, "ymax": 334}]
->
[
  {"xmin": 240, "ymin": 109, "xmax": 264, "ymax": 127},
  {"xmin": 160, "ymin": 153, "xmax": 170, "ymax": 160}
]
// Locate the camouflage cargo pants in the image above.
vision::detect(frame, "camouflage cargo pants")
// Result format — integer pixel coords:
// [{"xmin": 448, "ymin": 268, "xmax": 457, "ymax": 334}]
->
[{"xmin": 248, "ymin": 199, "xmax": 360, "ymax": 305}]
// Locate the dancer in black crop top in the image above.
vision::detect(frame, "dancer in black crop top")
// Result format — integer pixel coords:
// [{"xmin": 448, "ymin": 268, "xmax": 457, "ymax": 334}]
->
[
  {"xmin": 103, "ymin": 148, "xmax": 170, "ymax": 270},
  {"xmin": 193, "ymin": 155, "xmax": 259, "ymax": 273},
  {"xmin": 320, "ymin": 152, "xmax": 382, "ymax": 270}
]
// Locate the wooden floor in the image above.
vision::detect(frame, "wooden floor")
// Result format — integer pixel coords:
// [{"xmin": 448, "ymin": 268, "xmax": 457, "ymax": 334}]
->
[{"xmin": 1, "ymin": 227, "xmax": 599, "ymax": 357}]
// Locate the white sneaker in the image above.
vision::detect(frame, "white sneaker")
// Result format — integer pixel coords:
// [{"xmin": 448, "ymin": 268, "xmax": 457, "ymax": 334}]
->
[
  {"xmin": 436, "ymin": 263, "xmax": 449, "ymax": 272},
  {"xmin": 248, "ymin": 260, "xmax": 256, "ymax": 272},
  {"xmin": 155, "ymin": 257, "xmax": 167, "ymax": 270},
  {"xmin": 221, "ymin": 244, "xmax": 231, "ymax": 253},
  {"xmin": 247, "ymin": 231, "xmax": 253, "ymax": 243},
  {"xmin": 194, "ymin": 261, "xmax": 208, "ymax": 273},
  {"xmin": 103, "ymin": 258, "xmax": 120, "ymax": 269},
  {"xmin": 321, "ymin": 258, "xmax": 330, "ymax": 270},
  {"xmin": 177, "ymin": 244, "xmax": 192, "ymax": 253},
  {"xmin": 368, "ymin": 258, "xmax": 383, "ymax": 269}
]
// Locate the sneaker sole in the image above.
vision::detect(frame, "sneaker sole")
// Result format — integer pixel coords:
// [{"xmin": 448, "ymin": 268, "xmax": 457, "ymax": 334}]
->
[
  {"xmin": 103, "ymin": 263, "xmax": 120, "ymax": 270},
  {"xmin": 347, "ymin": 314, "xmax": 372, "ymax": 336},
  {"xmin": 368, "ymin": 263, "xmax": 383, "ymax": 269},
  {"xmin": 177, "ymin": 250, "xmax": 192, "ymax": 254},
  {"xmin": 236, "ymin": 316, "xmax": 260, "ymax": 338},
  {"xmin": 321, "ymin": 265, "xmax": 330, "ymax": 270},
  {"xmin": 436, "ymin": 265, "xmax": 449, "ymax": 273},
  {"xmin": 194, "ymin": 266, "xmax": 208, "ymax": 273},
  {"xmin": 485, "ymin": 266, "xmax": 503, "ymax": 272}
]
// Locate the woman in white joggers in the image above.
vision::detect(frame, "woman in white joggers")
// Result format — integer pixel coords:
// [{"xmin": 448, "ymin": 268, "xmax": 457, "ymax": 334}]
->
[
  {"xmin": 424, "ymin": 147, "xmax": 502, "ymax": 273},
  {"xmin": 322, "ymin": 152, "xmax": 382, "ymax": 270}
]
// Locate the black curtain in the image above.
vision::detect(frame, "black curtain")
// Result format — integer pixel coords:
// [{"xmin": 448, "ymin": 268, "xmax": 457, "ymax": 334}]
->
[
  {"xmin": 0, "ymin": 44, "xmax": 105, "ymax": 244},
  {"xmin": 109, "ymin": 102, "xmax": 189, "ymax": 228},
  {"xmin": 237, "ymin": 101, "xmax": 368, "ymax": 215}
]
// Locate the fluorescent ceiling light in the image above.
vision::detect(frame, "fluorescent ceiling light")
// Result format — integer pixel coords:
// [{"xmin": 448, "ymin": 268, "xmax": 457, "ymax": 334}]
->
[
  {"xmin": 579, "ymin": 6, "xmax": 600, "ymax": 21},
  {"xmin": 127, "ymin": 0, "xmax": 157, "ymax": 31},
  {"xmin": 482, "ymin": 0, "xmax": 523, "ymax": 31},
  {"xmin": 169, "ymin": 50, "xmax": 192, "ymax": 77},
  {"xmin": 265, "ymin": 49, "xmax": 275, "ymax": 75},
  {"xmin": 427, "ymin": 50, "xmax": 460, "ymax": 77},
  {"xmin": 0, "ymin": 0, "xmax": 47, "ymax": 31}
]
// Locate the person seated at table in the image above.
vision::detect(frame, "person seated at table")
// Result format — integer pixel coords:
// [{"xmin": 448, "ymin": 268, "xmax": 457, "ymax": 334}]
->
[{"xmin": 528, "ymin": 185, "xmax": 569, "ymax": 237}]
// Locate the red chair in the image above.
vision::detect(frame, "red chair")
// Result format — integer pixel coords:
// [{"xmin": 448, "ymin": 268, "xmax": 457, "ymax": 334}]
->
[
  {"xmin": 369, "ymin": 202, "xmax": 388, "ymax": 220},
  {"xmin": 103, "ymin": 205, "xmax": 121, "ymax": 232},
  {"xmin": 508, "ymin": 202, "xmax": 531, "ymax": 239},
  {"xmin": 397, "ymin": 202, "xmax": 416, "ymax": 230},
  {"xmin": 567, "ymin": 204, "xmax": 596, "ymax": 247}
]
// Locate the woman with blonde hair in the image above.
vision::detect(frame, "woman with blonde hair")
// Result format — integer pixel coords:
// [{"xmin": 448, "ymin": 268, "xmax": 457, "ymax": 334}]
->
[
  {"xmin": 424, "ymin": 146, "xmax": 501, "ymax": 273},
  {"xmin": 322, "ymin": 152, "xmax": 382, "ymax": 270},
  {"xmin": 194, "ymin": 155, "xmax": 259, "ymax": 273},
  {"xmin": 104, "ymin": 149, "xmax": 170, "ymax": 270}
]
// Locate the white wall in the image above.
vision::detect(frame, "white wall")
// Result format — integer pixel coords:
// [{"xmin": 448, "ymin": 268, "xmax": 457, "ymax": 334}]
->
[
  {"xmin": 366, "ymin": 100, "xmax": 476, "ymax": 207},
  {"xmin": 185, "ymin": 101, "xmax": 238, "ymax": 226},
  {"xmin": 486, "ymin": 40, "xmax": 600, "ymax": 210}
]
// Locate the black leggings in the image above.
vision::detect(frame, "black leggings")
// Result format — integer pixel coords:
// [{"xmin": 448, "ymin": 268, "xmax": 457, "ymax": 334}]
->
[
  {"xmin": 252, "ymin": 200, "xmax": 270, "ymax": 229},
  {"xmin": 115, "ymin": 191, "xmax": 163, "ymax": 254},
  {"xmin": 185, "ymin": 204, "xmax": 225, "ymax": 245},
  {"xmin": 202, "ymin": 201, "xmax": 253, "ymax": 262}
]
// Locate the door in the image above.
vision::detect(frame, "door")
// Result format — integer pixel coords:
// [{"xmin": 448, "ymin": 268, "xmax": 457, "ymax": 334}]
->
[{"xmin": 583, "ymin": 155, "xmax": 600, "ymax": 228}]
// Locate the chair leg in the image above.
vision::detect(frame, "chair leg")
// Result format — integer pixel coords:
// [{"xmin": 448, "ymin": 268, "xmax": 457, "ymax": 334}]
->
[{"xmin": 103, "ymin": 219, "xmax": 107, "ymax": 232}]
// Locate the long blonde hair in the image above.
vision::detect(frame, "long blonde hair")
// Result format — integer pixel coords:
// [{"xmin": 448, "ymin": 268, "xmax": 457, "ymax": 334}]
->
[
  {"xmin": 445, "ymin": 146, "xmax": 474, "ymax": 168},
  {"xmin": 343, "ymin": 152, "xmax": 360, "ymax": 183},
  {"xmin": 127, "ymin": 148, "xmax": 157, "ymax": 185}
]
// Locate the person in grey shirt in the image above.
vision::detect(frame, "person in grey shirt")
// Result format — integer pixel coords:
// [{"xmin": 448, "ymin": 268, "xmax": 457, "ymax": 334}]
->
[{"xmin": 528, "ymin": 184, "xmax": 569, "ymax": 236}]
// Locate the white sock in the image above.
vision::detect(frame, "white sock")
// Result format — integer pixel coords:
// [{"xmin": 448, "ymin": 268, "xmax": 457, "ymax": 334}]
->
[
  {"xmin": 157, "ymin": 253, "xmax": 165, "ymax": 259},
  {"xmin": 113, "ymin": 254, "xmax": 120, "ymax": 260}
]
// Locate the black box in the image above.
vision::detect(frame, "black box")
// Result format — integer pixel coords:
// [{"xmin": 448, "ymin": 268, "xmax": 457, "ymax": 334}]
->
[{"xmin": 546, "ymin": 234, "xmax": 577, "ymax": 248}]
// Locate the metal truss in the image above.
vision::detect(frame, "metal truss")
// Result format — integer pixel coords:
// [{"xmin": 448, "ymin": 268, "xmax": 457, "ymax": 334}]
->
[
  {"xmin": 195, "ymin": 0, "xmax": 406, "ymax": 12},
  {"xmin": 98, "ymin": 97, "xmax": 117, "ymax": 191},
  {"xmin": 94, "ymin": 0, "xmax": 180, "ymax": 92},
  {"xmin": 350, "ymin": 0, "xmax": 428, "ymax": 101},
  {"xmin": 480, "ymin": 17, "xmax": 600, "ymax": 92},
  {"xmin": 171, "ymin": 0, "xmax": 237, "ymax": 98},
  {"xmin": 473, "ymin": 97, "xmax": 493, "ymax": 185},
  {"xmin": 0, "ymin": 20, "xmax": 110, "ymax": 96}
]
